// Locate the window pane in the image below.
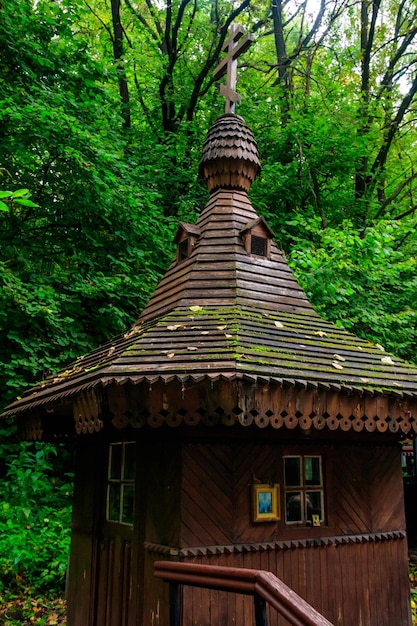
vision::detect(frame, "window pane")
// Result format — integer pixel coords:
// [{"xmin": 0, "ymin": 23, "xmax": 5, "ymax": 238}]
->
[
  {"xmin": 284, "ymin": 457, "xmax": 301, "ymax": 487},
  {"xmin": 307, "ymin": 491, "xmax": 323, "ymax": 520},
  {"xmin": 178, "ymin": 239, "xmax": 189, "ymax": 261},
  {"xmin": 251, "ymin": 235, "xmax": 267, "ymax": 257},
  {"xmin": 123, "ymin": 442, "xmax": 136, "ymax": 480},
  {"xmin": 107, "ymin": 484, "xmax": 121, "ymax": 522},
  {"xmin": 285, "ymin": 492, "xmax": 302, "ymax": 522},
  {"xmin": 122, "ymin": 485, "xmax": 135, "ymax": 525},
  {"xmin": 109, "ymin": 443, "xmax": 122, "ymax": 480},
  {"xmin": 304, "ymin": 457, "xmax": 322, "ymax": 486}
]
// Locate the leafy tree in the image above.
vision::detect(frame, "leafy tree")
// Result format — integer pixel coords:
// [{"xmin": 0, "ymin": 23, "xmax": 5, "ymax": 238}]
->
[{"xmin": 0, "ymin": 0, "xmax": 175, "ymax": 405}]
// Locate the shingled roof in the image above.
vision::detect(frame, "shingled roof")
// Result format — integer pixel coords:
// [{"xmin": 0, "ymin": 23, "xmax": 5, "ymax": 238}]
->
[{"xmin": 3, "ymin": 113, "xmax": 417, "ymax": 431}]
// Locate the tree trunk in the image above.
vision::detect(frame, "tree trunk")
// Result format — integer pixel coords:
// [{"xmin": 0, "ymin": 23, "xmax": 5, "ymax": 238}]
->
[
  {"xmin": 111, "ymin": 0, "xmax": 131, "ymax": 129},
  {"xmin": 271, "ymin": 0, "xmax": 291, "ymax": 127}
]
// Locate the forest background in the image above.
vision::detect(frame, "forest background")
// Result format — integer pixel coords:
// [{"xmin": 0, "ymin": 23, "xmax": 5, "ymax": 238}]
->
[{"xmin": 1, "ymin": 0, "xmax": 417, "ymax": 614}]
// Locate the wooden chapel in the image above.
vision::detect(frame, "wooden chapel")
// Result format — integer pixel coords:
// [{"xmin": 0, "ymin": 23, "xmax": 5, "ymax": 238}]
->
[{"xmin": 2, "ymin": 26, "xmax": 417, "ymax": 626}]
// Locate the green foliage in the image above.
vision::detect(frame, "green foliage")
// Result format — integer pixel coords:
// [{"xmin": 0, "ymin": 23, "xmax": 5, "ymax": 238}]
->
[
  {"xmin": 288, "ymin": 214, "xmax": 417, "ymax": 362},
  {"xmin": 0, "ymin": 426, "xmax": 73, "ymax": 593}
]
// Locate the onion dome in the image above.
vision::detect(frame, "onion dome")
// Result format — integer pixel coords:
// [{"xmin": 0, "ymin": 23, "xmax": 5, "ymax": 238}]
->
[{"xmin": 199, "ymin": 113, "xmax": 261, "ymax": 193}]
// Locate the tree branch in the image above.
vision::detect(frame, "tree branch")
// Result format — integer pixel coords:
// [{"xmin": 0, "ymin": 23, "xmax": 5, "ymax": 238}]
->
[
  {"xmin": 83, "ymin": 0, "xmax": 114, "ymax": 43},
  {"xmin": 370, "ymin": 73, "xmax": 417, "ymax": 181},
  {"xmin": 375, "ymin": 171, "xmax": 417, "ymax": 218},
  {"xmin": 123, "ymin": 0, "xmax": 159, "ymax": 44}
]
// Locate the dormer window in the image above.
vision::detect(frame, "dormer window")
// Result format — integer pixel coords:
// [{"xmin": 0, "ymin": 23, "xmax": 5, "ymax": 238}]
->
[
  {"xmin": 173, "ymin": 222, "xmax": 201, "ymax": 263},
  {"xmin": 240, "ymin": 217, "xmax": 274, "ymax": 259}
]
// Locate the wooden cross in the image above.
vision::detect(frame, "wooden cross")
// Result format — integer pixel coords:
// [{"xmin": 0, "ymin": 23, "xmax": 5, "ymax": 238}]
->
[{"xmin": 213, "ymin": 24, "xmax": 254, "ymax": 114}]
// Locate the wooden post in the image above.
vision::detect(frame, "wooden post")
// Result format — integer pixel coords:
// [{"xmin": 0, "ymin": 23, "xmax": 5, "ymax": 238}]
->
[
  {"xmin": 254, "ymin": 595, "xmax": 268, "ymax": 626},
  {"xmin": 169, "ymin": 582, "xmax": 180, "ymax": 626}
]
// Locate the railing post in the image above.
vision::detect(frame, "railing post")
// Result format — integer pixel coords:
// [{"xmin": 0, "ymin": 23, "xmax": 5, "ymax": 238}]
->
[
  {"xmin": 254, "ymin": 595, "xmax": 268, "ymax": 626},
  {"xmin": 169, "ymin": 581, "xmax": 180, "ymax": 626}
]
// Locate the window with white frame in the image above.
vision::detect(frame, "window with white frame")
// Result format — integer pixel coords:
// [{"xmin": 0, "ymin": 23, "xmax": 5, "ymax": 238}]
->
[
  {"xmin": 283, "ymin": 455, "xmax": 324, "ymax": 526},
  {"xmin": 107, "ymin": 442, "xmax": 136, "ymax": 525}
]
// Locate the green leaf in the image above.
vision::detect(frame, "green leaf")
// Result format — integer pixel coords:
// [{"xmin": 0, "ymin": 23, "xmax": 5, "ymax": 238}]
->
[
  {"xmin": 13, "ymin": 198, "xmax": 39, "ymax": 207},
  {"xmin": 0, "ymin": 200, "xmax": 9, "ymax": 211},
  {"xmin": 11, "ymin": 189, "xmax": 30, "ymax": 198}
]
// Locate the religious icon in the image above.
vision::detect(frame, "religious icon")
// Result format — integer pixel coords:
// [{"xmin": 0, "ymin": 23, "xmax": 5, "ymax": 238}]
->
[{"xmin": 252, "ymin": 484, "xmax": 280, "ymax": 522}]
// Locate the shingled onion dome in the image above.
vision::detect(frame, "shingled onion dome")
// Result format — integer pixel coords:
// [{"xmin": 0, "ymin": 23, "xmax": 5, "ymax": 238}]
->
[{"xmin": 199, "ymin": 113, "xmax": 261, "ymax": 193}]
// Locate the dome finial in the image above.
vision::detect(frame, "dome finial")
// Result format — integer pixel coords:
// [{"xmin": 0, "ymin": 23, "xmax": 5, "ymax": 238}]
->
[
  {"xmin": 213, "ymin": 24, "xmax": 254, "ymax": 114},
  {"xmin": 199, "ymin": 114, "xmax": 261, "ymax": 193}
]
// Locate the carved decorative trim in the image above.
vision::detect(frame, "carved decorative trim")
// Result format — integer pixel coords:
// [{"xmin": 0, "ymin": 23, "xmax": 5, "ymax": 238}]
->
[
  {"xmin": 73, "ymin": 390, "xmax": 103, "ymax": 434},
  {"xmin": 144, "ymin": 542, "xmax": 180, "ymax": 556},
  {"xmin": 107, "ymin": 379, "xmax": 417, "ymax": 436},
  {"xmin": 144, "ymin": 531, "xmax": 406, "ymax": 559}
]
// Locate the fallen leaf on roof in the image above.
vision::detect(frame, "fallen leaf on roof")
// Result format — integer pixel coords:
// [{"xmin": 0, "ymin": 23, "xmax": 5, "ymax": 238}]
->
[
  {"xmin": 189, "ymin": 305, "xmax": 203, "ymax": 312},
  {"xmin": 333, "ymin": 353, "xmax": 345, "ymax": 362},
  {"xmin": 167, "ymin": 353, "xmax": 175, "ymax": 358},
  {"xmin": 315, "ymin": 330, "xmax": 327, "ymax": 337},
  {"xmin": 381, "ymin": 356, "xmax": 395, "ymax": 365},
  {"xmin": 360, "ymin": 377, "xmax": 370, "ymax": 383},
  {"xmin": 274, "ymin": 321, "xmax": 284, "ymax": 328},
  {"xmin": 376, "ymin": 344, "xmax": 385, "ymax": 351},
  {"xmin": 167, "ymin": 324, "xmax": 180, "ymax": 331},
  {"xmin": 217, "ymin": 325, "xmax": 227, "ymax": 330},
  {"xmin": 124, "ymin": 327, "xmax": 143, "ymax": 338},
  {"xmin": 187, "ymin": 346, "xmax": 198, "ymax": 351},
  {"xmin": 225, "ymin": 334, "xmax": 233, "ymax": 339},
  {"xmin": 107, "ymin": 346, "xmax": 115, "ymax": 357},
  {"xmin": 201, "ymin": 331, "xmax": 209, "ymax": 335},
  {"xmin": 332, "ymin": 361, "xmax": 344, "ymax": 370}
]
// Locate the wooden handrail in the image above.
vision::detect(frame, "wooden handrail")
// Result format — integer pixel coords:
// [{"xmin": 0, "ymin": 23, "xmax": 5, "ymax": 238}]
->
[{"xmin": 154, "ymin": 561, "xmax": 334, "ymax": 626}]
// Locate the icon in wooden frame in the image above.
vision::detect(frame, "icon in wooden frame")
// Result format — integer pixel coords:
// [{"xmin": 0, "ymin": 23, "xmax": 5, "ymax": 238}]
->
[{"xmin": 252, "ymin": 483, "xmax": 280, "ymax": 522}]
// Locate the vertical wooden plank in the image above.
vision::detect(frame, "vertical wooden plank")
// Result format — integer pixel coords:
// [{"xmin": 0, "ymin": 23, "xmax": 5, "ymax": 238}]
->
[{"xmin": 66, "ymin": 441, "xmax": 104, "ymax": 626}]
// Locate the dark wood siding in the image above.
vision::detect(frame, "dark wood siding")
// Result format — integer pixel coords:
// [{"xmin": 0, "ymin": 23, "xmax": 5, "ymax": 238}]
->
[
  {"xmin": 95, "ymin": 534, "xmax": 135, "ymax": 626},
  {"xmin": 142, "ymin": 441, "xmax": 182, "ymax": 626},
  {"xmin": 67, "ymin": 442, "xmax": 103, "ymax": 626},
  {"xmin": 181, "ymin": 537, "xmax": 411, "ymax": 626},
  {"xmin": 179, "ymin": 441, "xmax": 410, "ymax": 626}
]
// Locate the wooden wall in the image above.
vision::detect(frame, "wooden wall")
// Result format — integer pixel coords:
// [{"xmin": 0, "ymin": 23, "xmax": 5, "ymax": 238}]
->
[
  {"xmin": 181, "ymin": 538, "xmax": 411, "ymax": 626},
  {"xmin": 66, "ymin": 442, "xmax": 103, "ymax": 626},
  {"xmin": 142, "ymin": 441, "xmax": 182, "ymax": 626},
  {"xmin": 67, "ymin": 434, "xmax": 411, "ymax": 626},
  {"xmin": 179, "ymin": 440, "xmax": 411, "ymax": 626}
]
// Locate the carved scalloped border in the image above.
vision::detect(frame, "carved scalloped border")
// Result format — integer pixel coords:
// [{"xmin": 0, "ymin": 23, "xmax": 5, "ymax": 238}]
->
[{"xmin": 144, "ymin": 531, "xmax": 406, "ymax": 558}]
